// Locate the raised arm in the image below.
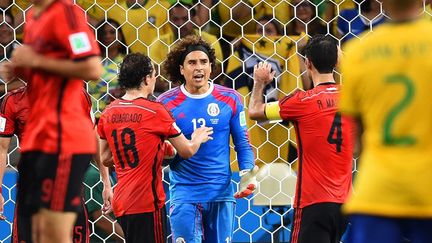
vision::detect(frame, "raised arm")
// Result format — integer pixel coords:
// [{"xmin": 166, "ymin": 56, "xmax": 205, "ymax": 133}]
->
[{"xmin": 248, "ymin": 62, "xmax": 275, "ymax": 121}]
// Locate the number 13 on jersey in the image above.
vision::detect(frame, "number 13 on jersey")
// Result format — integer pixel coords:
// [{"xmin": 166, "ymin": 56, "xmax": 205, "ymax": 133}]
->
[{"xmin": 192, "ymin": 118, "xmax": 206, "ymax": 130}]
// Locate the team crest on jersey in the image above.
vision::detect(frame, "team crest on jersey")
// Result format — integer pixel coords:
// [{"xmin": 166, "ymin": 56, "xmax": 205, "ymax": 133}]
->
[
  {"xmin": 68, "ymin": 32, "xmax": 91, "ymax": 55},
  {"xmin": 207, "ymin": 103, "xmax": 220, "ymax": 117}
]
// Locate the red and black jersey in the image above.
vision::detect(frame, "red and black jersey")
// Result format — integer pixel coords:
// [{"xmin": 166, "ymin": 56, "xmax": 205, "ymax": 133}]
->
[
  {"xmin": 279, "ymin": 83, "xmax": 354, "ymax": 208},
  {"xmin": 97, "ymin": 98, "xmax": 181, "ymax": 217},
  {"xmin": 0, "ymin": 86, "xmax": 93, "ymax": 143},
  {"xmin": 20, "ymin": 0, "xmax": 100, "ymax": 154},
  {"xmin": 0, "ymin": 87, "xmax": 29, "ymax": 141}
]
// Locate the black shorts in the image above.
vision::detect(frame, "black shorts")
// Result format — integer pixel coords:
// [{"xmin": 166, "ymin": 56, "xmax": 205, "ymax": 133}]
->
[
  {"xmin": 118, "ymin": 206, "xmax": 167, "ymax": 243},
  {"xmin": 12, "ymin": 198, "xmax": 89, "ymax": 243},
  {"xmin": 17, "ymin": 151, "xmax": 91, "ymax": 215},
  {"xmin": 290, "ymin": 202, "xmax": 348, "ymax": 243}
]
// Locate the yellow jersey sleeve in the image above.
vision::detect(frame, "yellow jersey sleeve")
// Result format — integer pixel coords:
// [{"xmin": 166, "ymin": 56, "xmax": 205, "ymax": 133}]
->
[
  {"xmin": 265, "ymin": 101, "xmax": 282, "ymax": 120},
  {"xmin": 339, "ymin": 40, "xmax": 362, "ymax": 117}
]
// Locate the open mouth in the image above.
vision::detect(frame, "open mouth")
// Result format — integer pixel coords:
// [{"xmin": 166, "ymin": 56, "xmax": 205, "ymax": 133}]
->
[{"xmin": 193, "ymin": 74, "xmax": 205, "ymax": 81}]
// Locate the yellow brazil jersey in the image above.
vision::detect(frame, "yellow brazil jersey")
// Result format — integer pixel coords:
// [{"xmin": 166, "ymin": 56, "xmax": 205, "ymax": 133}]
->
[
  {"xmin": 217, "ymin": 0, "xmax": 290, "ymax": 38},
  {"xmin": 340, "ymin": 19, "xmax": 432, "ymax": 218},
  {"xmin": 76, "ymin": 0, "xmax": 125, "ymax": 21},
  {"xmin": 106, "ymin": 0, "xmax": 171, "ymax": 54},
  {"xmin": 148, "ymin": 29, "xmax": 223, "ymax": 65},
  {"xmin": 226, "ymin": 34, "xmax": 303, "ymax": 171}
]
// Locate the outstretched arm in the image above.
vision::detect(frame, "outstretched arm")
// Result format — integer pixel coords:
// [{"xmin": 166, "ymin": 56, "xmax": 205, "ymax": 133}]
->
[
  {"xmin": 168, "ymin": 127, "xmax": 213, "ymax": 159},
  {"xmin": 248, "ymin": 62, "xmax": 276, "ymax": 121},
  {"xmin": 10, "ymin": 45, "xmax": 102, "ymax": 81}
]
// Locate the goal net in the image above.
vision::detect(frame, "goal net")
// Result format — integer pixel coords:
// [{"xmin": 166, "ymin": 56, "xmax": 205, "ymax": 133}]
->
[{"xmin": 0, "ymin": 1, "xmax": 430, "ymax": 242}]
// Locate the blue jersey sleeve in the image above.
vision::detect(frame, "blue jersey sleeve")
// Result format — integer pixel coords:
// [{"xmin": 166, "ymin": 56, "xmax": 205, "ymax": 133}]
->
[{"xmin": 230, "ymin": 97, "xmax": 255, "ymax": 171}]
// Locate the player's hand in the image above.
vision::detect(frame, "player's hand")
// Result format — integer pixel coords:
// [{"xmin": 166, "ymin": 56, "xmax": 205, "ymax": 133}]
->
[
  {"xmin": 0, "ymin": 193, "xmax": 6, "ymax": 221},
  {"xmin": 0, "ymin": 62, "xmax": 17, "ymax": 83},
  {"xmin": 163, "ymin": 141, "xmax": 177, "ymax": 160},
  {"xmin": 102, "ymin": 185, "xmax": 113, "ymax": 215},
  {"xmin": 11, "ymin": 45, "xmax": 41, "ymax": 68},
  {"xmin": 234, "ymin": 165, "xmax": 259, "ymax": 199},
  {"xmin": 253, "ymin": 61, "xmax": 276, "ymax": 86},
  {"xmin": 192, "ymin": 126, "xmax": 213, "ymax": 143}
]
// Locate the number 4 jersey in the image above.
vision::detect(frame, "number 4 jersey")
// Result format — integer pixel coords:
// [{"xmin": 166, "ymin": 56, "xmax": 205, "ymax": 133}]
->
[
  {"xmin": 97, "ymin": 98, "xmax": 181, "ymax": 217},
  {"xmin": 270, "ymin": 83, "xmax": 354, "ymax": 209}
]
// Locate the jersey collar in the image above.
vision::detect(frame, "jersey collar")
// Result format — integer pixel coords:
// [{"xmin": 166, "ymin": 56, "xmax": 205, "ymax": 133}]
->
[
  {"xmin": 316, "ymin": 81, "xmax": 336, "ymax": 87},
  {"xmin": 180, "ymin": 82, "xmax": 214, "ymax": 99}
]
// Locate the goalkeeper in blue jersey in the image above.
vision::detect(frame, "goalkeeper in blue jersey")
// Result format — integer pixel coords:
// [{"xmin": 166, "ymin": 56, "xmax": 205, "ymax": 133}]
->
[{"xmin": 157, "ymin": 35, "xmax": 258, "ymax": 243}]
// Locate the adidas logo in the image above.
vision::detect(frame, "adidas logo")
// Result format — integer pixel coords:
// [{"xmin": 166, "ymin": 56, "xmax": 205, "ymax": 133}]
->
[{"xmin": 177, "ymin": 112, "xmax": 186, "ymax": 119}]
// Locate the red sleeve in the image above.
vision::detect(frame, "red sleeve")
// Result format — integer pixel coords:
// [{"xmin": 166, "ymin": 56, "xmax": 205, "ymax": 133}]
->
[
  {"xmin": 97, "ymin": 115, "xmax": 106, "ymax": 139},
  {"xmin": 0, "ymin": 94, "xmax": 17, "ymax": 137},
  {"xmin": 278, "ymin": 90, "xmax": 309, "ymax": 121},
  {"xmin": 153, "ymin": 105, "xmax": 181, "ymax": 139},
  {"xmin": 54, "ymin": 3, "xmax": 100, "ymax": 60}
]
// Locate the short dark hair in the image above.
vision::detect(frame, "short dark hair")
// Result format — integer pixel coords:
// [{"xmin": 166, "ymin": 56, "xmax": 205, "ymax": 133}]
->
[
  {"xmin": 303, "ymin": 35, "xmax": 338, "ymax": 74},
  {"xmin": 163, "ymin": 35, "xmax": 216, "ymax": 83},
  {"xmin": 118, "ymin": 53, "xmax": 153, "ymax": 90}
]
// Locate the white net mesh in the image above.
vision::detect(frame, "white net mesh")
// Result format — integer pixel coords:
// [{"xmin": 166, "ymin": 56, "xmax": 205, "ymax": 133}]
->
[{"xmin": 0, "ymin": 0, "xmax": 430, "ymax": 242}]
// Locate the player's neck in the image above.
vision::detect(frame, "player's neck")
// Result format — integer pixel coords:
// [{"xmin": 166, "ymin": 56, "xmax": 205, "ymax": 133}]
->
[
  {"xmin": 32, "ymin": 0, "xmax": 55, "ymax": 16},
  {"xmin": 122, "ymin": 89, "xmax": 150, "ymax": 100},
  {"xmin": 184, "ymin": 82, "xmax": 210, "ymax": 95},
  {"xmin": 312, "ymin": 73, "xmax": 335, "ymax": 87}
]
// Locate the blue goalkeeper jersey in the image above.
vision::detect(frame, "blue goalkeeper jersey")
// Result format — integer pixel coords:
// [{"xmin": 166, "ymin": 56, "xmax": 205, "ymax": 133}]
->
[{"xmin": 157, "ymin": 83, "xmax": 255, "ymax": 203}]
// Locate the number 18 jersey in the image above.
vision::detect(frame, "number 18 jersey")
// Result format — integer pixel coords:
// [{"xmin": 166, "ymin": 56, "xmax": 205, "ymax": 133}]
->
[
  {"xmin": 278, "ymin": 84, "xmax": 354, "ymax": 208},
  {"xmin": 97, "ymin": 98, "xmax": 181, "ymax": 217}
]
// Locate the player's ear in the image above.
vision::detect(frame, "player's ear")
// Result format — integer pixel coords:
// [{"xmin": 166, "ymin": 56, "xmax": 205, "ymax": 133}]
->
[
  {"xmin": 305, "ymin": 58, "xmax": 312, "ymax": 70},
  {"xmin": 142, "ymin": 76, "xmax": 149, "ymax": 86},
  {"xmin": 179, "ymin": 65, "xmax": 184, "ymax": 76}
]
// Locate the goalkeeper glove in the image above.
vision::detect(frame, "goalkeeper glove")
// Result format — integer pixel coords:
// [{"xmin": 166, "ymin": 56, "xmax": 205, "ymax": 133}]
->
[{"xmin": 234, "ymin": 165, "xmax": 259, "ymax": 198}]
